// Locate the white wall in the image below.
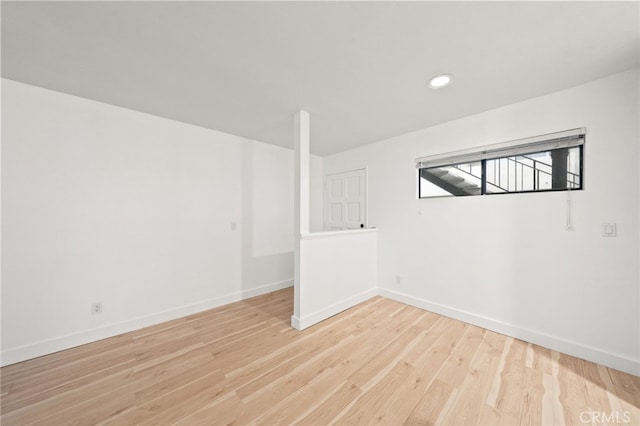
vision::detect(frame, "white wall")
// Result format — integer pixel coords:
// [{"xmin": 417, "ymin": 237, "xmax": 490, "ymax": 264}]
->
[
  {"xmin": 323, "ymin": 69, "xmax": 640, "ymax": 375},
  {"xmin": 1, "ymin": 79, "xmax": 322, "ymax": 365}
]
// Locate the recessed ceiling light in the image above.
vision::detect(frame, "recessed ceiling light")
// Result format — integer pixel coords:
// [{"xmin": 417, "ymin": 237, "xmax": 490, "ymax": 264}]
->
[{"xmin": 428, "ymin": 74, "xmax": 453, "ymax": 89}]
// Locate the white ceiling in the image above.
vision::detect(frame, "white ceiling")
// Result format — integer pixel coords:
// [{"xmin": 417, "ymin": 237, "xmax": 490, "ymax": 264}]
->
[{"xmin": 2, "ymin": 1, "xmax": 638, "ymax": 156}]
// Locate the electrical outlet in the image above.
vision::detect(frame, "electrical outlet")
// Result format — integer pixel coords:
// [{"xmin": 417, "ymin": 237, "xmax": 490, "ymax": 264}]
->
[
  {"xmin": 395, "ymin": 275, "xmax": 402, "ymax": 286},
  {"xmin": 91, "ymin": 302, "xmax": 103, "ymax": 315}
]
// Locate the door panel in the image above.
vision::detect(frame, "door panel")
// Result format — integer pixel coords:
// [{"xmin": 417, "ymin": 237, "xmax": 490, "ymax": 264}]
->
[
  {"xmin": 331, "ymin": 180, "xmax": 343, "ymax": 198},
  {"xmin": 330, "ymin": 203, "xmax": 342, "ymax": 222},
  {"xmin": 347, "ymin": 176, "xmax": 360, "ymax": 196},
  {"xmin": 346, "ymin": 202, "xmax": 360, "ymax": 222}
]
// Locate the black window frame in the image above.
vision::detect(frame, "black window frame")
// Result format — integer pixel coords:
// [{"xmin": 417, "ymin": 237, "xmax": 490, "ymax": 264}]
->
[{"xmin": 418, "ymin": 144, "xmax": 584, "ymax": 198}]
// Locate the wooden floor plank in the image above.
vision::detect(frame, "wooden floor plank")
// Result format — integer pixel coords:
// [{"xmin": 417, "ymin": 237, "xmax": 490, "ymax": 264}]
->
[
  {"xmin": 518, "ymin": 359, "xmax": 545, "ymax": 425},
  {"xmin": 136, "ymin": 369, "xmax": 227, "ymax": 425},
  {"xmin": 334, "ymin": 360, "xmax": 416, "ymax": 425},
  {"xmin": 1, "ymin": 354, "xmax": 137, "ymax": 415},
  {"xmin": 2, "ymin": 287, "xmax": 638, "ymax": 426},
  {"xmin": 294, "ymin": 380, "xmax": 362, "ymax": 425},
  {"xmin": 255, "ymin": 367, "xmax": 344, "ymax": 425},
  {"xmin": 493, "ymin": 337, "xmax": 528, "ymax": 419},
  {"xmin": 172, "ymin": 391, "xmax": 244, "ymax": 426},
  {"xmin": 405, "ymin": 379, "xmax": 455, "ymax": 425},
  {"xmin": 437, "ymin": 331, "xmax": 508, "ymax": 426}
]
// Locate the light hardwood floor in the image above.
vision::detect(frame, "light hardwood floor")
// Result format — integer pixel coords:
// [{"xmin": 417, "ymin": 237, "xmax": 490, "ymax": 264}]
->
[{"xmin": 1, "ymin": 288, "xmax": 639, "ymax": 425}]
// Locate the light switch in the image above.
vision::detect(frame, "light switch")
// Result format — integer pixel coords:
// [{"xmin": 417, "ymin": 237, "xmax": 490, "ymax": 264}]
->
[
  {"xmin": 230, "ymin": 222, "xmax": 237, "ymax": 231},
  {"xmin": 602, "ymin": 223, "xmax": 617, "ymax": 237}
]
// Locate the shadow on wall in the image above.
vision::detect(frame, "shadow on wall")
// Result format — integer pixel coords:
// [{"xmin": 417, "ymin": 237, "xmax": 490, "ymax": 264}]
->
[{"xmin": 240, "ymin": 139, "xmax": 295, "ymax": 296}]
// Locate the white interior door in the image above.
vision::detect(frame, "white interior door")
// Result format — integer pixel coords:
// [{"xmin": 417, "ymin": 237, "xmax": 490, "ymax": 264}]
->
[{"xmin": 324, "ymin": 169, "xmax": 367, "ymax": 231}]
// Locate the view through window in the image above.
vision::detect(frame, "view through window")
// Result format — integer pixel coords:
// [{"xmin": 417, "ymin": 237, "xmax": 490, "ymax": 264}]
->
[{"xmin": 418, "ymin": 132, "xmax": 584, "ymax": 198}]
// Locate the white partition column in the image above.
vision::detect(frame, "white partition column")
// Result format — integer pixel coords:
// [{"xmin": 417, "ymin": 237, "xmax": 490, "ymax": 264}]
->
[
  {"xmin": 292, "ymin": 110, "xmax": 310, "ymax": 329},
  {"xmin": 292, "ymin": 110, "xmax": 377, "ymax": 330}
]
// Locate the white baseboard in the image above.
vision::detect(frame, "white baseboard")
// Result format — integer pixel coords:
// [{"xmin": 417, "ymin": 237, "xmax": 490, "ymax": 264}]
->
[
  {"xmin": 378, "ymin": 288, "xmax": 639, "ymax": 376},
  {"xmin": 5, "ymin": 281, "xmax": 636, "ymax": 377},
  {"xmin": 291, "ymin": 288, "xmax": 377, "ymax": 331},
  {"xmin": 1, "ymin": 279, "xmax": 293, "ymax": 367},
  {"xmin": 240, "ymin": 279, "xmax": 293, "ymax": 299},
  {"xmin": 290, "ymin": 315, "xmax": 302, "ymax": 330}
]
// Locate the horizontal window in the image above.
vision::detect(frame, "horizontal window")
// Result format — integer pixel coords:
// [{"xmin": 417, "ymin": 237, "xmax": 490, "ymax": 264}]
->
[{"xmin": 417, "ymin": 130, "xmax": 584, "ymax": 198}]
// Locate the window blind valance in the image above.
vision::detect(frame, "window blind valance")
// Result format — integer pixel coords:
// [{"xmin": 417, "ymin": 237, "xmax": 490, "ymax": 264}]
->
[{"xmin": 415, "ymin": 128, "xmax": 586, "ymax": 169}]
